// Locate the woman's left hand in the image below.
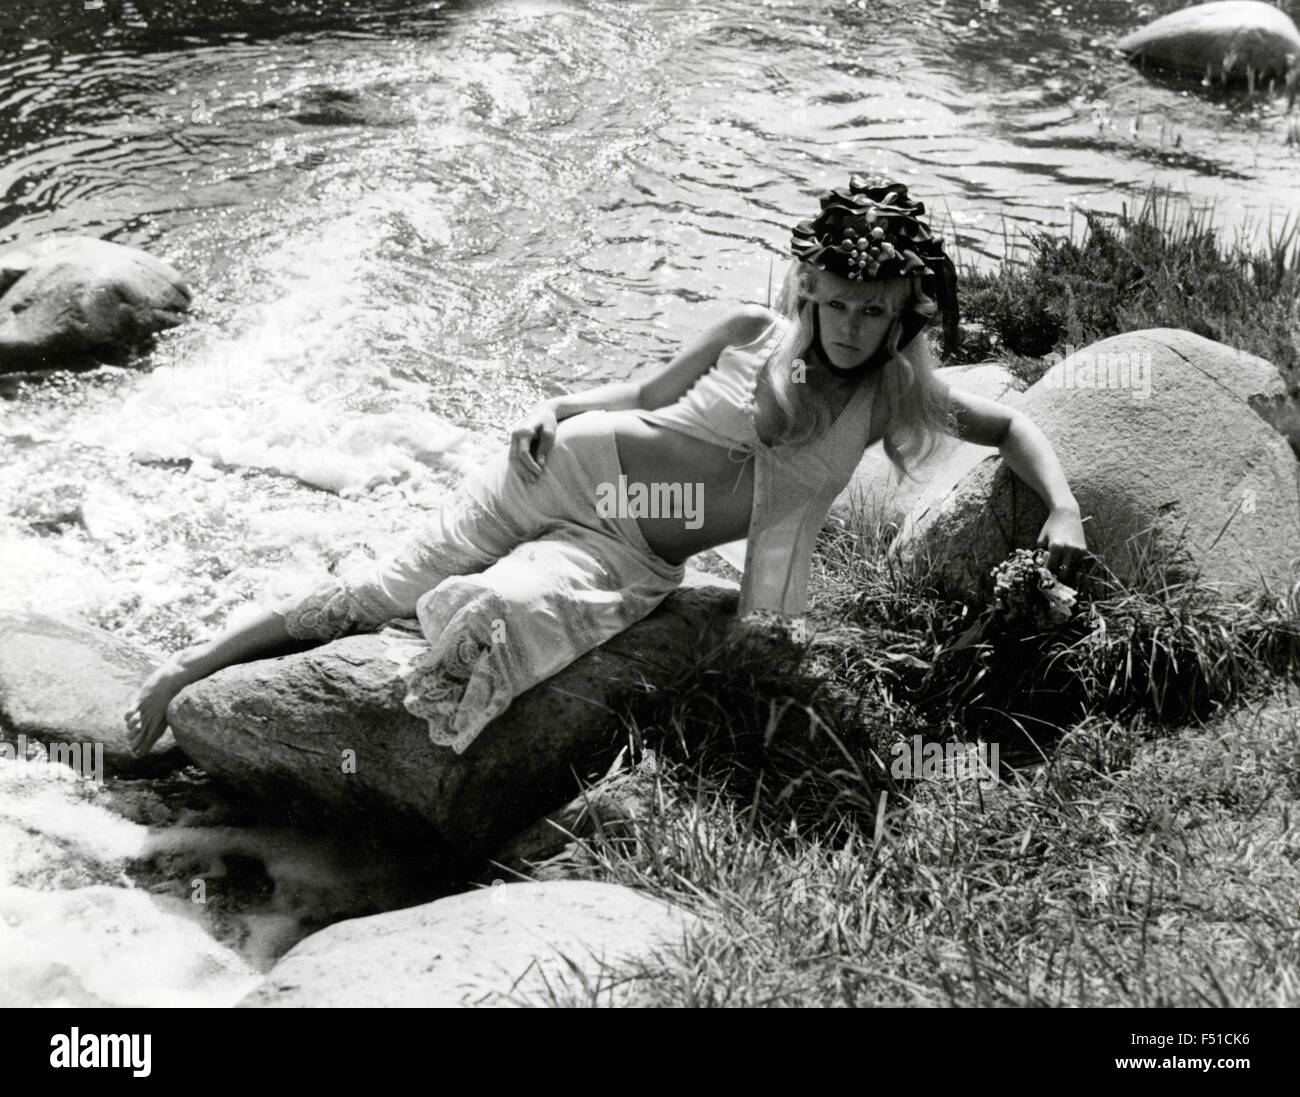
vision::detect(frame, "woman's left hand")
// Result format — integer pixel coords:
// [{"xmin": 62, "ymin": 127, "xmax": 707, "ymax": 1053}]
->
[{"xmin": 1038, "ymin": 503, "xmax": 1088, "ymax": 577}]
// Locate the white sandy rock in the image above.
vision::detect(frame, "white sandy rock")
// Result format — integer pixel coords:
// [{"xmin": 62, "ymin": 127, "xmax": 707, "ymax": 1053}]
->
[{"xmin": 240, "ymin": 879, "xmax": 698, "ymax": 1007}]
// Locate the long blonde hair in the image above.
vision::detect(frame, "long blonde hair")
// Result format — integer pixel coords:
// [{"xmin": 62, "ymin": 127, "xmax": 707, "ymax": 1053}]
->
[{"xmin": 762, "ymin": 259, "xmax": 954, "ymax": 481}]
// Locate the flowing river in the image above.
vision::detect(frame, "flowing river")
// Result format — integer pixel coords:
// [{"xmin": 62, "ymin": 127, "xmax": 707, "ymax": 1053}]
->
[{"xmin": 1, "ymin": 0, "xmax": 1298, "ymax": 1006}]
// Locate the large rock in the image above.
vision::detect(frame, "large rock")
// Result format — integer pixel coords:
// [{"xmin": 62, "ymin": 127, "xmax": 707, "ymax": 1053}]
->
[
  {"xmin": 169, "ymin": 585, "xmax": 735, "ymax": 869},
  {"xmin": 0, "ymin": 236, "xmax": 191, "ymax": 373},
  {"xmin": 832, "ymin": 362, "xmax": 1024, "ymax": 535},
  {"xmin": 893, "ymin": 330, "xmax": 1300, "ymax": 602},
  {"xmin": 1118, "ymin": 2, "xmax": 1300, "ymax": 83},
  {"xmin": 0, "ymin": 614, "xmax": 187, "ymax": 777},
  {"xmin": 239, "ymin": 880, "xmax": 697, "ymax": 1007}
]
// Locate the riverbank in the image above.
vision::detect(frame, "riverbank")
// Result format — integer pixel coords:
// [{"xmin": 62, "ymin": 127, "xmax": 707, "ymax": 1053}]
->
[
  {"xmin": 485, "ymin": 196, "xmax": 1300, "ymax": 1006},
  {"xmin": 958, "ymin": 186, "xmax": 1300, "ymax": 389}
]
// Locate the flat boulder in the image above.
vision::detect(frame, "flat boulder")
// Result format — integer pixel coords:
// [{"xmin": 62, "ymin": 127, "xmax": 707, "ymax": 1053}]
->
[
  {"xmin": 239, "ymin": 879, "xmax": 697, "ymax": 1007},
  {"xmin": 833, "ymin": 362, "xmax": 1023, "ymax": 535},
  {"xmin": 0, "ymin": 236, "xmax": 191, "ymax": 373},
  {"xmin": 169, "ymin": 585, "xmax": 735, "ymax": 869},
  {"xmin": 893, "ymin": 330, "xmax": 1300, "ymax": 602},
  {"xmin": 1118, "ymin": 1, "xmax": 1300, "ymax": 83},
  {"xmin": 0, "ymin": 614, "xmax": 186, "ymax": 777}
]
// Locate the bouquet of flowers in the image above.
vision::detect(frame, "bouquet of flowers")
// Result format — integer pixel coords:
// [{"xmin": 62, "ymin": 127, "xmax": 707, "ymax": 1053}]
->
[{"xmin": 990, "ymin": 548, "xmax": 1078, "ymax": 630}]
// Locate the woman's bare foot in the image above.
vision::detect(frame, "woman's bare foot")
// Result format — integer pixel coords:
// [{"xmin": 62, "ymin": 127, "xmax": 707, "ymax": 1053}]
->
[
  {"xmin": 122, "ymin": 610, "xmax": 299, "ymax": 758},
  {"xmin": 124, "ymin": 655, "xmax": 203, "ymax": 758}
]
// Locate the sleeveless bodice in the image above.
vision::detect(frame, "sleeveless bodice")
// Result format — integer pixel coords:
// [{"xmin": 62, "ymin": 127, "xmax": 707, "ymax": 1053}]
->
[{"xmin": 633, "ymin": 311, "xmax": 876, "ymax": 617}]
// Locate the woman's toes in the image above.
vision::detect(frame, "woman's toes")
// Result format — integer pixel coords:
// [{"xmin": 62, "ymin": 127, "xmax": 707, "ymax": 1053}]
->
[{"xmin": 130, "ymin": 725, "xmax": 155, "ymax": 758}]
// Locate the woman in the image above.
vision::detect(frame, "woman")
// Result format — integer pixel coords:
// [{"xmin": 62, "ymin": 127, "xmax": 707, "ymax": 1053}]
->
[{"xmin": 125, "ymin": 175, "xmax": 1087, "ymax": 758}]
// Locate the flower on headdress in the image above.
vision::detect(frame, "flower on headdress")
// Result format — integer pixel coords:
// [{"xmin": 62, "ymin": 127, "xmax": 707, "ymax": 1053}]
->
[
  {"xmin": 790, "ymin": 175, "xmax": 948, "ymax": 287},
  {"xmin": 788, "ymin": 173, "xmax": 963, "ymax": 354}
]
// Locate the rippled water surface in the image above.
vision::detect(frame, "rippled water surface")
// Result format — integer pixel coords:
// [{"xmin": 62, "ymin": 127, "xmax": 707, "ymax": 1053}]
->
[{"xmin": 3, "ymin": 0, "xmax": 1299, "ymax": 648}]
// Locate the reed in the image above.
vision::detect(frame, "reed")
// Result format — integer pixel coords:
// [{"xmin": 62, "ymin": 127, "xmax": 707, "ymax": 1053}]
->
[{"xmin": 958, "ymin": 187, "xmax": 1300, "ymax": 391}]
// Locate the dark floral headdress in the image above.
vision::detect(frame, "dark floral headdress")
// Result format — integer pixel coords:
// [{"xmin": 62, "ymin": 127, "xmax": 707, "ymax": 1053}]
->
[{"xmin": 791, "ymin": 175, "xmax": 960, "ymax": 353}]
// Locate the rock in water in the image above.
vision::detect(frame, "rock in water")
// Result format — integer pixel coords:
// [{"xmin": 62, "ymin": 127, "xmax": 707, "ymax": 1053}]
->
[
  {"xmin": 0, "ymin": 614, "xmax": 187, "ymax": 777},
  {"xmin": 287, "ymin": 84, "xmax": 408, "ymax": 127},
  {"xmin": 169, "ymin": 586, "xmax": 733, "ymax": 868},
  {"xmin": 238, "ymin": 880, "xmax": 698, "ymax": 1007},
  {"xmin": 1118, "ymin": 1, "xmax": 1300, "ymax": 83},
  {"xmin": 0, "ymin": 236, "xmax": 192, "ymax": 373},
  {"xmin": 893, "ymin": 330, "xmax": 1300, "ymax": 602},
  {"xmin": 832, "ymin": 362, "xmax": 1024, "ymax": 536}
]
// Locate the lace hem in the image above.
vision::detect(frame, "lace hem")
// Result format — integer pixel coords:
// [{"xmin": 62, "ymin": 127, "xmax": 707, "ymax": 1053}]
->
[
  {"xmin": 271, "ymin": 576, "xmax": 363, "ymax": 642},
  {"xmin": 402, "ymin": 634, "xmax": 513, "ymax": 754}
]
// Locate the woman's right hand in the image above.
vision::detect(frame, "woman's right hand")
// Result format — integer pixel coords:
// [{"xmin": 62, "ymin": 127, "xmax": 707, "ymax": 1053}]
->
[{"xmin": 508, "ymin": 404, "xmax": 558, "ymax": 483}]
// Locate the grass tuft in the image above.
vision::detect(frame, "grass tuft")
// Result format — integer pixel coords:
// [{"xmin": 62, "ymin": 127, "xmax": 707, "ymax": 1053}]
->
[
  {"xmin": 957, "ymin": 188, "xmax": 1300, "ymax": 389},
  {"xmin": 530, "ymin": 685, "xmax": 1300, "ymax": 1007}
]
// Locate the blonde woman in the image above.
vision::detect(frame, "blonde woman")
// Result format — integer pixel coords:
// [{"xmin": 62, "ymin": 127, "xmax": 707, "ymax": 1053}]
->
[{"xmin": 126, "ymin": 175, "xmax": 1087, "ymax": 758}]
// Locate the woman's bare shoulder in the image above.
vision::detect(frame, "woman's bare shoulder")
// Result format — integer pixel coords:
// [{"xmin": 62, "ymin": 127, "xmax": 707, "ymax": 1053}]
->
[
  {"xmin": 637, "ymin": 305, "xmax": 782, "ymax": 412},
  {"xmin": 937, "ymin": 379, "xmax": 1018, "ymax": 446},
  {"xmin": 726, "ymin": 303, "xmax": 783, "ymax": 348}
]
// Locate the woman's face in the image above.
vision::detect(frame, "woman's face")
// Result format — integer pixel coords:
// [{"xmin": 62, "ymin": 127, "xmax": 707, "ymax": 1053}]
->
[{"xmin": 815, "ymin": 277, "xmax": 911, "ymax": 370}]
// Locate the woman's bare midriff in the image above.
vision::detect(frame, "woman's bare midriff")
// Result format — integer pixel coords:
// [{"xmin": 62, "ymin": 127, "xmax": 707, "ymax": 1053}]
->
[
  {"xmin": 546, "ymin": 365, "xmax": 880, "ymax": 566},
  {"xmin": 602, "ymin": 410, "xmax": 757, "ymax": 564}
]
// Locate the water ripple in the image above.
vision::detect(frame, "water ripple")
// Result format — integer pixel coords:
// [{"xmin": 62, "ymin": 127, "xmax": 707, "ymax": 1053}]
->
[{"xmin": 1, "ymin": 0, "xmax": 1298, "ymax": 649}]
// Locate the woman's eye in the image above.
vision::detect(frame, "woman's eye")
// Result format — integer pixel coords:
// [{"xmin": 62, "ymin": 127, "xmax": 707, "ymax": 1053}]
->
[{"xmin": 827, "ymin": 301, "xmax": 845, "ymax": 310}]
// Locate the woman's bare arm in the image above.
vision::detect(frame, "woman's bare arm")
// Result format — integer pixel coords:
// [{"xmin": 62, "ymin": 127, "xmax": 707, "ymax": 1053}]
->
[
  {"xmin": 941, "ymin": 384, "xmax": 1077, "ymax": 510},
  {"xmin": 941, "ymin": 383, "xmax": 1086, "ymax": 570},
  {"xmin": 539, "ymin": 304, "xmax": 774, "ymax": 421},
  {"xmin": 636, "ymin": 304, "xmax": 774, "ymax": 411},
  {"xmin": 542, "ymin": 379, "xmax": 643, "ymax": 422},
  {"xmin": 510, "ymin": 305, "xmax": 775, "ymax": 481}
]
